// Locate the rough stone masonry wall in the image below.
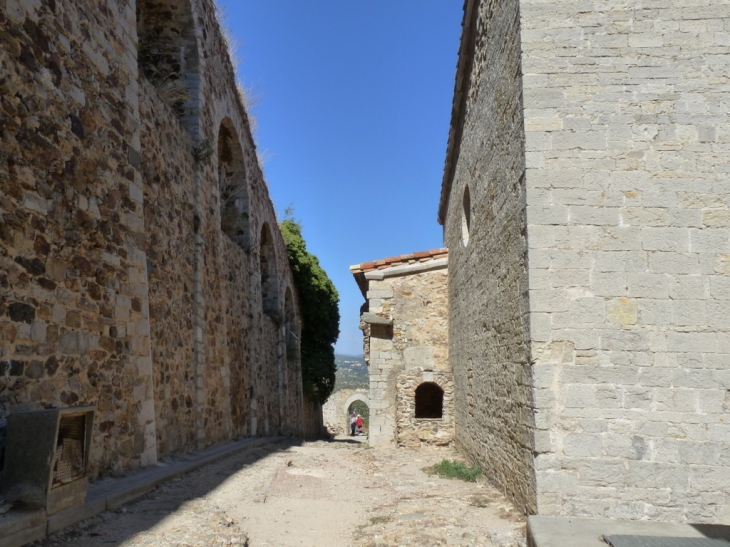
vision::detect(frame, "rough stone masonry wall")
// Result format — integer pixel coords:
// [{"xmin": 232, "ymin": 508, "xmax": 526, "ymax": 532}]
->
[
  {"xmin": 0, "ymin": 0, "xmax": 320, "ymax": 479},
  {"xmin": 138, "ymin": 0, "xmax": 314, "ymax": 449},
  {"xmin": 363, "ymin": 265, "xmax": 449, "ymax": 447},
  {"xmin": 395, "ymin": 370, "xmax": 454, "ymax": 448},
  {"xmin": 520, "ymin": 0, "xmax": 730, "ymax": 522},
  {"xmin": 0, "ymin": 0, "xmax": 158, "ymax": 475},
  {"xmin": 443, "ymin": 0, "xmax": 536, "ymax": 514}
]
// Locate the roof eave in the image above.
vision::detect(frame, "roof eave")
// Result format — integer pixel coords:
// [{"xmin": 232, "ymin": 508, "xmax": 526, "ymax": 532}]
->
[{"xmin": 437, "ymin": 0, "xmax": 478, "ymax": 226}]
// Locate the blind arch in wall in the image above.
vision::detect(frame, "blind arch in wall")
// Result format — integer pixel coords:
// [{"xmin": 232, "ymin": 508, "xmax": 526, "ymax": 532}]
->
[
  {"xmin": 217, "ymin": 119, "xmax": 251, "ymax": 250},
  {"xmin": 259, "ymin": 223, "xmax": 279, "ymax": 317},
  {"xmin": 136, "ymin": 0, "xmax": 200, "ymax": 130}
]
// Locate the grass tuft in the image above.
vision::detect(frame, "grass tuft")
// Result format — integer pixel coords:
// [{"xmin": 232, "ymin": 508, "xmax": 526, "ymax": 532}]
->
[{"xmin": 426, "ymin": 459, "xmax": 482, "ymax": 482}]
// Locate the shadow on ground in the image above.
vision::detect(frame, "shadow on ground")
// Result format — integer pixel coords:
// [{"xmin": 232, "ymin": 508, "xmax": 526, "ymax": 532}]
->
[{"xmin": 36, "ymin": 437, "xmax": 315, "ymax": 546}]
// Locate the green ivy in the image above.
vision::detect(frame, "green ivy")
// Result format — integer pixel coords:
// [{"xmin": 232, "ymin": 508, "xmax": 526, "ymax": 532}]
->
[{"xmin": 280, "ymin": 214, "xmax": 340, "ymax": 405}]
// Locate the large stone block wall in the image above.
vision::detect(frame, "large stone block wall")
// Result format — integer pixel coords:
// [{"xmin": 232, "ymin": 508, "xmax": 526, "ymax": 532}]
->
[
  {"xmin": 0, "ymin": 0, "xmax": 320, "ymax": 479},
  {"xmin": 520, "ymin": 0, "xmax": 730, "ymax": 522},
  {"xmin": 441, "ymin": 0, "xmax": 536, "ymax": 514}
]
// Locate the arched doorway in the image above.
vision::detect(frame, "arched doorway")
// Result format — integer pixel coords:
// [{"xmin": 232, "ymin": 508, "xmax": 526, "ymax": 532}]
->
[{"xmin": 344, "ymin": 394, "xmax": 370, "ymax": 436}]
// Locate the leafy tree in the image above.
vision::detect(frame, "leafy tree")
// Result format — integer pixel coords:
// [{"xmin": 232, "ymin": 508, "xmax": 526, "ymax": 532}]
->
[{"xmin": 280, "ymin": 211, "xmax": 340, "ymax": 404}]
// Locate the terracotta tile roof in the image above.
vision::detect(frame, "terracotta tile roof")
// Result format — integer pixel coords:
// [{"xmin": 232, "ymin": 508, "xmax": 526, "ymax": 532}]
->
[{"xmin": 350, "ymin": 248, "xmax": 448, "ymax": 275}]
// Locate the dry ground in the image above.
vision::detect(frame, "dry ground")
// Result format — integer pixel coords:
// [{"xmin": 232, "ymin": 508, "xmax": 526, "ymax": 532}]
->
[{"xmin": 34, "ymin": 437, "xmax": 525, "ymax": 547}]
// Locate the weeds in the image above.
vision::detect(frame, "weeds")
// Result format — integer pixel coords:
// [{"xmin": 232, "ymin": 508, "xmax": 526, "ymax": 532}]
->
[{"xmin": 425, "ymin": 459, "xmax": 482, "ymax": 482}]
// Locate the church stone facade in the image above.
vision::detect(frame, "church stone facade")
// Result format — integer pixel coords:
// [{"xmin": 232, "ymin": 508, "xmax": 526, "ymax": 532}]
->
[
  {"xmin": 440, "ymin": 0, "xmax": 730, "ymax": 523},
  {"xmin": 0, "ymin": 0, "xmax": 321, "ymax": 480}
]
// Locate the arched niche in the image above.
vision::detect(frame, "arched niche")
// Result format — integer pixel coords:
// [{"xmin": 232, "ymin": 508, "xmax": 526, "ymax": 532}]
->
[
  {"xmin": 136, "ymin": 0, "xmax": 200, "ymax": 129},
  {"xmin": 415, "ymin": 382, "xmax": 444, "ymax": 419},
  {"xmin": 259, "ymin": 223, "xmax": 280, "ymax": 318},
  {"xmin": 284, "ymin": 287, "xmax": 299, "ymax": 360},
  {"xmin": 217, "ymin": 119, "xmax": 251, "ymax": 249}
]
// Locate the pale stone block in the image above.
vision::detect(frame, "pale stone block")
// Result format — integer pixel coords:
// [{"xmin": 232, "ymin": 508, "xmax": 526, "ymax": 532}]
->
[
  {"xmin": 572, "ymin": 297, "xmax": 606, "ymax": 323},
  {"xmin": 691, "ymin": 228, "xmax": 730, "ymax": 253},
  {"xmin": 563, "ymin": 385, "xmax": 597, "ymax": 408},
  {"xmin": 673, "ymin": 300, "xmax": 706, "ymax": 326},
  {"xmin": 672, "ymin": 275, "xmax": 710, "ymax": 299},
  {"xmin": 594, "ymin": 251, "xmax": 647, "ymax": 272},
  {"xmin": 601, "ymin": 330, "xmax": 651, "ymax": 352},
  {"xmin": 667, "ymin": 332, "xmax": 717, "ymax": 352},
  {"xmin": 648, "ymin": 251, "xmax": 700, "ymax": 275},
  {"xmin": 551, "ymin": 268, "xmax": 590, "ymax": 289},
  {"xmin": 591, "ymin": 272, "xmax": 627, "ymax": 297},
  {"xmin": 570, "ymin": 206, "xmax": 620, "ymax": 226},
  {"xmin": 642, "ymin": 227, "xmax": 690, "ymax": 252},
  {"xmin": 628, "ymin": 462, "xmax": 689, "ymax": 489},
  {"xmin": 527, "ymin": 205, "xmax": 570, "ymax": 225},
  {"xmin": 530, "ymin": 313, "xmax": 552, "ymax": 342},
  {"xmin": 628, "ymin": 272, "xmax": 671, "ymax": 298},
  {"xmin": 707, "ymin": 301, "xmax": 730, "ymax": 327},
  {"xmin": 531, "ymin": 289, "xmax": 571, "ymax": 313},
  {"xmin": 563, "ymin": 434, "xmax": 603, "ymax": 457}
]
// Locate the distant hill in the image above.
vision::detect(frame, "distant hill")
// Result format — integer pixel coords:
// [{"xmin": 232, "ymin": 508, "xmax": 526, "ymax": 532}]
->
[{"xmin": 334, "ymin": 354, "xmax": 368, "ymax": 391}]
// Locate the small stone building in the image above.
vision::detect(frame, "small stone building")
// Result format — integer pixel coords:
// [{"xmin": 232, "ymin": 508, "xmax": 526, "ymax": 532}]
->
[{"xmin": 351, "ymin": 249, "xmax": 452, "ymax": 447}]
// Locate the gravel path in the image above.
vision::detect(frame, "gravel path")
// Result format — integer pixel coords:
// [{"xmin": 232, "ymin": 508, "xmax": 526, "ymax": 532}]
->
[{"xmin": 33, "ymin": 437, "xmax": 525, "ymax": 547}]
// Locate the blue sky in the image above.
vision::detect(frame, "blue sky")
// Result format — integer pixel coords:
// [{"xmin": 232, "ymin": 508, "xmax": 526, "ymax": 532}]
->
[{"xmin": 217, "ymin": 1, "xmax": 464, "ymax": 355}]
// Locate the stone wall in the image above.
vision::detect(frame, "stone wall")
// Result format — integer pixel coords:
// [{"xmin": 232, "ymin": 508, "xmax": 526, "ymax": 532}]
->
[
  {"xmin": 439, "ymin": 0, "xmax": 536, "ymax": 514},
  {"xmin": 395, "ymin": 370, "xmax": 454, "ymax": 448},
  {"xmin": 351, "ymin": 251, "xmax": 450, "ymax": 447},
  {"xmin": 441, "ymin": 0, "xmax": 730, "ymax": 524},
  {"xmin": 0, "ymin": 0, "xmax": 320, "ymax": 480},
  {"xmin": 520, "ymin": 0, "xmax": 730, "ymax": 522}
]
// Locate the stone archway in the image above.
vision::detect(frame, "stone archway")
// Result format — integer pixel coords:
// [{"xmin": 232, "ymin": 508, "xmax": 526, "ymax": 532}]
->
[{"xmin": 344, "ymin": 393, "xmax": 370, "ymax": 434}]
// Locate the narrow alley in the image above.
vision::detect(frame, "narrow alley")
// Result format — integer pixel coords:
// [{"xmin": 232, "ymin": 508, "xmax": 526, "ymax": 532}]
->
[{"xmin": 32, "ymin": 439, "xmax": 525, "ymax": 547}]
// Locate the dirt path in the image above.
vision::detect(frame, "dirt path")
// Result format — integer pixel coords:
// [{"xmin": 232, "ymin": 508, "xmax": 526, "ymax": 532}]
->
[{"xmin": 34, "ymin": 438, "xmax": 525, "ymax": 547}]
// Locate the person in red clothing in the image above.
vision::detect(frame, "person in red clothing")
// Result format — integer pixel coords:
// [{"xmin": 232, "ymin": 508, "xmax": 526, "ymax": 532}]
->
[{"xmin": 356, "ymin": 414, "xmax": 363, "ymax": 435}]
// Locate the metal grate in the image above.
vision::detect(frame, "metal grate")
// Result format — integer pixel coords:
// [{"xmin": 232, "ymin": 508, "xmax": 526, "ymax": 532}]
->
[
  {"xmin": 51, "ymin": 414, "xmax": 86, "ymax": 488},
  {"xmin": 605, "ymin": 536, "xmax": 730, "ymax": 547}
]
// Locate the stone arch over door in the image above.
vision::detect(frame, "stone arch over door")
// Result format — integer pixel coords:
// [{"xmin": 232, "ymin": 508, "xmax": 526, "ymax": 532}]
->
[
  {"xmin": 344, "ymin": 393, "xmax": 370, "ymax": 415},
  {"xmin": 136, "ymin": 0, "xmax": 200, "ymax": 134},
  {"xmin": 344, "ymin": 393, "xmax": 370, "ymax": 431}
]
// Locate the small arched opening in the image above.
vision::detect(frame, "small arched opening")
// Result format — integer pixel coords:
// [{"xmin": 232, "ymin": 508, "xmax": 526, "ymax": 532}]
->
[
  {"xmin": 415, "ymin": 382, "xmax": 444, "ymax": 419},
  {"xmin": 136, "ymin": 0, "xmax": 200, "ymax": 128},
  {"xmin": 259, "ymin": 223, "xmax": 279, "ymax": 317},
  {"xmin": 346, "ymin": 398, "xmax": 370, "ymax": 436},
  {"xmin": 461, "ymin": 185, "xmax": 471, "ymax": 247},
  {"xmin": 217, "ymin": 119, "xmax": 250, "ymax": 249}
]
